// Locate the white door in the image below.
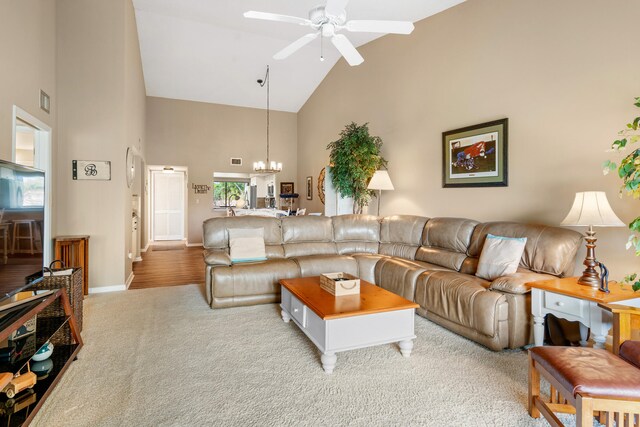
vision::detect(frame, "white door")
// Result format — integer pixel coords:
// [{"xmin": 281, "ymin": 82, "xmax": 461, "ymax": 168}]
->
[{"xmin": 152, "ymin": 171, "xmax": 185, "ymax": 241}]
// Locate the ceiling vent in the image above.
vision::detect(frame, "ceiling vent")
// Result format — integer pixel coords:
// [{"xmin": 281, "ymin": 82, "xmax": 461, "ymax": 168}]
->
[{"xmin": 230, "ymin": 158, "xmax": 242, "ymax": 166}]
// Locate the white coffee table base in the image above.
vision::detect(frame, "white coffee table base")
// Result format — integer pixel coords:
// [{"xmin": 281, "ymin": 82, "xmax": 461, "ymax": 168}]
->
[{"xmin": 281, "ymin": 287, "xmax": 416, "ymax": 374}]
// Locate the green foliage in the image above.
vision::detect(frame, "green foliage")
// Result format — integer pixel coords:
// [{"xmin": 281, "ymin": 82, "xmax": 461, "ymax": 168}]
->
[
  {"xmin": 326, "ymin": 122, "xmax": 387, "ymax": 214},
  {"xmin": 213, "ymin": 181, "xmax": 246, "ymax": 207},
  {"xmin": 605, "ymin": 98, "xmax": 640, "ymax": 290}
]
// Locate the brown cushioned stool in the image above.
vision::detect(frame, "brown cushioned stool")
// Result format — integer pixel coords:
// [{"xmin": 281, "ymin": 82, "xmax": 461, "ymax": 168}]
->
[{"xmin": 529, "ymin": 345, "xmax": 640, "ymax": 427}]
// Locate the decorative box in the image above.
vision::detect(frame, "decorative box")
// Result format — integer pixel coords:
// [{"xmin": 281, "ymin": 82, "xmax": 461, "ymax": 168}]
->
[{"xmin": 320, "ymin": 273, "xmax": 361, "ymax": 296}]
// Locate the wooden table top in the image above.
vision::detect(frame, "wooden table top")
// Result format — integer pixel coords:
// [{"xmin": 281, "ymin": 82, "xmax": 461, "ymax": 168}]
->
[
  {"xmin": 279, "ymin": 276, "xmax": 419, "ymax": 320},
  {"xmin": 527, "ymin": 277, "xmax": 640, "ymax": 304}
]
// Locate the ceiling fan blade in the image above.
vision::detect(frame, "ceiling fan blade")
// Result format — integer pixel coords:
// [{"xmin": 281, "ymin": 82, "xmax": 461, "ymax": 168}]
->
[
  {"xmin": 274, "ymin": 33, "xmax": 319, "ymax": 60},
  {"xmin": 325, "ymin": 0, "xmax": 350, "ymax": 17},
  {"xmin": 345, "ymin": 20, "xmax": 415, "ymax": 34},
  {"xmin": 244, "ymin": 11, "xmax": 311, "ymax": 26},
  {"xmin": 331, "ymin": 34, "xmax": 363, "ymax": 66}
]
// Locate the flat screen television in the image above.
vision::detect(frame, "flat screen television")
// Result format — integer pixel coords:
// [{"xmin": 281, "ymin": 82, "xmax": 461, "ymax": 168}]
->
[{"xmin": 0, "ymin": 159, "xmax": 45, "ymax": 301}]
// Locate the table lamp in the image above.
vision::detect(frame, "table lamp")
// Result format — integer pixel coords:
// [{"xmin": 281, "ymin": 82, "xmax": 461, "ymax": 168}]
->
[
  {"xmin": 560, "ymin": 191, "xmax": 625, "ymax": 288},
  {"xmin": 367, "ymin": 170, "xmax": 394, "ymax": 216}
]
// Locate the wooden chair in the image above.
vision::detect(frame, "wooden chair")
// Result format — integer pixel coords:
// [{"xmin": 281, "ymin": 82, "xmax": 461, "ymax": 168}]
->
[
  {"xmin": 528, "ymin": 303, "xmax": 640, "ymax": 427},
  {"xmin": 296, "ymin": 208, "xmax": 306, "ymax": 216}
]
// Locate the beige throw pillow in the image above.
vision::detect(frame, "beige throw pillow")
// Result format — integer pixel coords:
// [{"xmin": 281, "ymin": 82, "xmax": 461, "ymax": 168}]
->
[
  {"xmin": 475, "ymin": 234, "xmax": 527, "ymax": 280},
  {"xmin": 228, "ymin": 228, "xmax": 266, "ymax": 263}
]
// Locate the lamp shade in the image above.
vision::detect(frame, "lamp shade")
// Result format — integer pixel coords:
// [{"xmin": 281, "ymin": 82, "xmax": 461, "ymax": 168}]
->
[
  {"xmin": 560, "ymin": 191, "xmax": 624, "ymax": 227},
  {"xmin": 367, "ymin": 170, "xmax": 394, "ymax": 191}
]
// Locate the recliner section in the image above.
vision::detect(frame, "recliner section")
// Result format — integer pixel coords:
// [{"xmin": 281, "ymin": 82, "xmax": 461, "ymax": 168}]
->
[{"xmin": 202, "ymin": 214, "xmax": 582, "ymax": 350}]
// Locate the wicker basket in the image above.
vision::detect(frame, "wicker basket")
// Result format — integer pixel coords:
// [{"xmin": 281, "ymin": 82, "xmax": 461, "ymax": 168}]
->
[{"xmin": 31, "ymin": 265, "xmax": 83, "ymax": 333}]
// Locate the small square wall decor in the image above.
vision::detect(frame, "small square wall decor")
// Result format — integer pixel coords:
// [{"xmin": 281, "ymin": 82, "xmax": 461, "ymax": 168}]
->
[
  {"xmin": 306, "ymin": 176, "xmax": 313, "ymax": 200},
  {"xmin": 442, "ymin": 118, "xmax": 508, "ymax": 188},
  {"xmin": 280, "ymin": 182, "xmax": 294, "ymax": 195}
]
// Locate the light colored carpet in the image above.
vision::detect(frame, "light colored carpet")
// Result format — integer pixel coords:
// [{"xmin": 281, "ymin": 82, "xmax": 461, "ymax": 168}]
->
[{"xmin": 32, "ymin": 285, "xmax": 586, "ymax": 426}]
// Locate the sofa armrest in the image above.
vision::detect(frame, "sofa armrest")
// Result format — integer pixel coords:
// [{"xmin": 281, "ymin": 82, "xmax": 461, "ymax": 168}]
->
[
  {"xmin": 489, "ymin": 271, "xmax": 558, "ymax": 295},
  {"xmin": 203, "ymin": 249, "xmax": 232, "ymax": 267}
]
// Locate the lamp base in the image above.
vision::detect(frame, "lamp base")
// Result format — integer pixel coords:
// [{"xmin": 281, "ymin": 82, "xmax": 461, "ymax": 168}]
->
[
  {"xmin": 578, "ymin": 226, "xmax": 600, "ymax": 289},
  {"xmin": 577, "ymin": 272, "xmax": 600, "ymax": 289}
]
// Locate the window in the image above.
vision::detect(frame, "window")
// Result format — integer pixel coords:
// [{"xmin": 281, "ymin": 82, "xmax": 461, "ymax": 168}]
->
[{"xmin": 213, "ymin": 181, "xmax": 248, "ymax": 207}]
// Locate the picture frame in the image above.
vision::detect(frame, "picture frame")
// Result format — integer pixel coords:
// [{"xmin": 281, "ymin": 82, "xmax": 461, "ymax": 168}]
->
[
  {"xmin": 72, "ymin": 160, "xmax": 112, "ymax": 181},
  {"xmin": 306, "ymin": 176, "xmax": 313, "ymax": 200},
  {"xmin": 442, "ymin": 118, "xmax": 508, "ymax": 188},
  {"xmin": 280, "ymin": 182, "xmax": 294, "ymax": 195}
]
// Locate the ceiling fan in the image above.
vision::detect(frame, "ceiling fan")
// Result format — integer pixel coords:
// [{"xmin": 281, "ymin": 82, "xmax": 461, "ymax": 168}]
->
[{"xmin": 244, "ymin": 0, "xmax": 415, "ymax": 66}]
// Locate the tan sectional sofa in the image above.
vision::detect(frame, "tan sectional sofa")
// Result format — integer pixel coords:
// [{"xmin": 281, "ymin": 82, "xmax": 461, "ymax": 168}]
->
[{"xmin": 202, "ymin": 214, "xmax": 582, "ymax": 351}]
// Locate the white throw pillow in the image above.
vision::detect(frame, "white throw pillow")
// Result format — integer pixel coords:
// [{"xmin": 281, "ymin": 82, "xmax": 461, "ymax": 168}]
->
[
  {"xmin": 475, "ymin": 234, "xmax": 527, "ymax": 280},
  {"xmin": 228, "ymin": 228, "xmax": 267, "ymax": 263}
]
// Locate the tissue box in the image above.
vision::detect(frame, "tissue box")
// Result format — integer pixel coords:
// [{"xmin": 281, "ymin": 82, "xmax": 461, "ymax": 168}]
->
[{"xmin": 319, "ymin": 273, "xmax": 360, "ymax": 296}]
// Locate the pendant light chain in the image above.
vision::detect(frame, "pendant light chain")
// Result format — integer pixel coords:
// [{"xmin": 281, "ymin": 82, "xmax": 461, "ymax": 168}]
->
[{"xmin": 253, "ymin": 65, "xmax": 281, "ymax": 173}]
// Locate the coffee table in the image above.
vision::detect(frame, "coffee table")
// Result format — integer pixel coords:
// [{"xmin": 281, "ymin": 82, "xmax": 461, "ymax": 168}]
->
[{"xmin": 279, "ymin": 276, "xmax": 419, "ymax": 374}]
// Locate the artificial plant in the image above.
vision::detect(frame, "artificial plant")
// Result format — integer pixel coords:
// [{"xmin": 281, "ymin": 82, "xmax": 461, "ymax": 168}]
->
[
  {"xmin": 327, "ymin": 122, "xmax": 387, "ymax": 214},
  {"xmin": 603, "ymin": 97, "xmax": 640, "ymax": 290}
]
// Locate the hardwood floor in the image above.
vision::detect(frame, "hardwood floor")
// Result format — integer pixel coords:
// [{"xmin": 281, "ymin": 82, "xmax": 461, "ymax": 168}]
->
[{"xmin": 130, "ymin": 244, "xmax": 205, "ymax": 289}]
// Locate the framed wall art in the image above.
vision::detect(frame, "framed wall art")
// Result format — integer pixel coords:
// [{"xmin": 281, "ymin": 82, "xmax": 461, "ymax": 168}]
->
[
  {"xmin": 72, "ymin": 160, "xmax": 112, "ymax": 181},
  {"xmin": 442, "ymin": 118, "xmax": 508, "ymax": 188},
  {"xmin": 280, "ymin": 182, "xmax": 294, "ymax": 195},
  {"xmin": 306, "ymin": 176, "xmax": 313, "ymax": 200}
]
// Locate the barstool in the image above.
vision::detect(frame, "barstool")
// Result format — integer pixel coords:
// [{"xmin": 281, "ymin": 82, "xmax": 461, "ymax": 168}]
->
[{"xmin": 12, "ymin": 219, "xmax": 40, "ymax": 255}]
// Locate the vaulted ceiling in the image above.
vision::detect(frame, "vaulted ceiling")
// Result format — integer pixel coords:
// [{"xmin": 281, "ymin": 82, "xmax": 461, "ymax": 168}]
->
[{"xmin": 133, "ymin": 0, "xmax": 465, "ymax": 112}]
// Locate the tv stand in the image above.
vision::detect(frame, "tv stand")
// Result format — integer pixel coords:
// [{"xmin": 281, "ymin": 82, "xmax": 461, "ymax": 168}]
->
[{"xmin": 0, "ymin": 289, "xmax": 83, "ymax": 426}]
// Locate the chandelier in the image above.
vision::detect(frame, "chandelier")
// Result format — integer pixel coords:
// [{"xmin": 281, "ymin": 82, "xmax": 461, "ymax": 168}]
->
[{"xmin": 253, "ymin": 65, "xmax": 282, "ymax": 174}]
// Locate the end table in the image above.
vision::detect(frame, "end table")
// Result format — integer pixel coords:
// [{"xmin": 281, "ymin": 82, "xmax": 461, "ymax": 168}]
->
[{"xmin": 528, "ymin": 277, "xmax": 640, "ymax": 348}]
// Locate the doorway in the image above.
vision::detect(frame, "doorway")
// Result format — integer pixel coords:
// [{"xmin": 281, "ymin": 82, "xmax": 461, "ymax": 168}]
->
[
  {"xmin": 12, "ymin": 106, "xmax": 52, "ymax": 265},
  {"xmin": 150, "ymin": 168, "xmax": 186, "ymax": 241}
]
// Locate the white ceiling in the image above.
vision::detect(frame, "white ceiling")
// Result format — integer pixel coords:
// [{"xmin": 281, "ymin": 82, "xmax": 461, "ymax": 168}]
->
[{"xmin": 133, "ymin": 0, "xmax": 465, "ymax": 113}]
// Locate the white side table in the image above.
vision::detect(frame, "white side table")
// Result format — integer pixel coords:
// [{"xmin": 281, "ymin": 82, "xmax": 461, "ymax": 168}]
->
[{"xmin": 529, "ymin": 277, "xmax": 640, "ymax": 348}]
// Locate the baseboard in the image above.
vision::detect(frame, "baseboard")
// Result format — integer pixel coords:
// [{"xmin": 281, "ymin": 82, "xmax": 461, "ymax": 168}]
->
[
  {"xmin": 125, "ymin": 272, "xmax": 134, "ymax": 289},
  {"xmin": 141, "ymin": 242, "xmax": 150, "ymax": 253},
  {"xmin": 89, "ymin": 284, "xmax": 127, "ymax": 294},
  {"xmin": 133, "ymin": 256, "xmax": 143, "ymax": 262},
  {"xmin": 186, "ymin": 242, "xmax": 203, "ymax": 247}
]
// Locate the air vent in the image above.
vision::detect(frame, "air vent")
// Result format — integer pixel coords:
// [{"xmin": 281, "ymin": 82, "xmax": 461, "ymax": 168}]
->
[{"xmin": 230, "ymin": 158, "xmax": 242, "ymax": 166}]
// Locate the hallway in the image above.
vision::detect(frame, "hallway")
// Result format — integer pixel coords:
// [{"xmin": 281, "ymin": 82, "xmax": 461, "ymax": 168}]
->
[{"xmin": 130, "ymin": 244, "xmax": 204, "ymax": 289}]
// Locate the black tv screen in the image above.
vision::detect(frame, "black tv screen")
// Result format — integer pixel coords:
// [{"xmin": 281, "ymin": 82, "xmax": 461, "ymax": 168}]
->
[{"xmin": 0, "ymin": 160, "xmax": 45, "ymax": 300}]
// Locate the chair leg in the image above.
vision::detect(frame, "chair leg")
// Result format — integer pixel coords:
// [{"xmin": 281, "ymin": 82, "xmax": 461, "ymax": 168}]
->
[
  {"xmin": 576, "ymin": 395, "xmax": 594, "ymax": 427},
  {"xmin": 528, "ymin": 354, "xmax": 541, "ymax": 418}
]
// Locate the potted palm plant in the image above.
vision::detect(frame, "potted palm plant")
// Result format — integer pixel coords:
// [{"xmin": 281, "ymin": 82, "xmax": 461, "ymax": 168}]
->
[
  {"xmin": 326, "ymin": 122, "xmax": 387, "ymax": 214},
  {"xmin": 603, "ymin": 97, "xmax": 640, "ymax": 290}
]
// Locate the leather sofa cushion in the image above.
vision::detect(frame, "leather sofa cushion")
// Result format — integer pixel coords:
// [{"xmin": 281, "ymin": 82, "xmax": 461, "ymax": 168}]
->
[
  {"xmin": 530, "ymin": 346, "xmax": 640, "ymax": 399},
  {"xmin": 203, "ymin": 249, "xmax": 231, "ymax": 266},
  {"xmin": 468, "ymin": 222, "xmax": 582, "ymax": 277},
  {"xmin": 351, "ymin": 253, "xmax": 386, "ymax": 284},
  {"xmin": 211, "ymin": 259, "xmax": 299, "ymax": 298},
  {"xmin": 420, "ymin": 217, "xmax": 479, "ymax": 253},
  {"xmin": 336, "ymin": 242, "xmax": 379, "ymax": 255},
  {"xmin": 333, "ymin": 214, "xmax": 380, "ymax": 242},
  {"xmin": 284, "ymin": 242, "xmax": 337, "ymax": 257},
  {"xmin": 415, "ymin": 247, "xmax": 467, "ymax": 271},
  {"xmin": 203, "ymin": 217, "xmax": 282, "ymax": 249},
  {"xmin": 415, "ymin": 271, "xmax": 505, "ymax": 337},
  {"xmin": 379, "ymin": 243, "xmax": 419, "ymax": 260},
  {"xmin": 292, "ymin": 255, "xmax": 358, "ymax": 277},
  {"xmin": 489, "ymin": 269, "xmax": 558, "ymax": 294},
  {"xmin": 375, "ymin": 257, "xmax": 428, "ymax": 301},
  {"xmin": 380, "ymin": 215, "xmax": 428, "ymax": 246},
  {"xmin": 282, "ymin": 216, "xmax": 333, "ymax": 242}
]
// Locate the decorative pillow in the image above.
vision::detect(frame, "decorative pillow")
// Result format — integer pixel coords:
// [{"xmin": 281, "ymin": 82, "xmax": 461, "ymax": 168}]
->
[
  {"xmin": 475, "ymin": 234, "xmax": 527, "ymax": 280},
  {"xmin": 228, "ymin": 228, "xmax": 266, "ymax": 263}
]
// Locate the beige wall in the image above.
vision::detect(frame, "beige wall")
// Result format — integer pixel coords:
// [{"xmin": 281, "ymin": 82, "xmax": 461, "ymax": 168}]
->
[
  {"xmin": 298, "ymin": 0, "xmax": 640, "ymax": 279},
  {"xmin": 0, "ymin": 0, "xmax": 56, "ymax": 162},
  {"xmin": 145, "ymin": 97, "xmax": 297, "ymax": 244},
  {"xmin": 56, "ymin": 0, "xmax": 145, "ymax": 289}
]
